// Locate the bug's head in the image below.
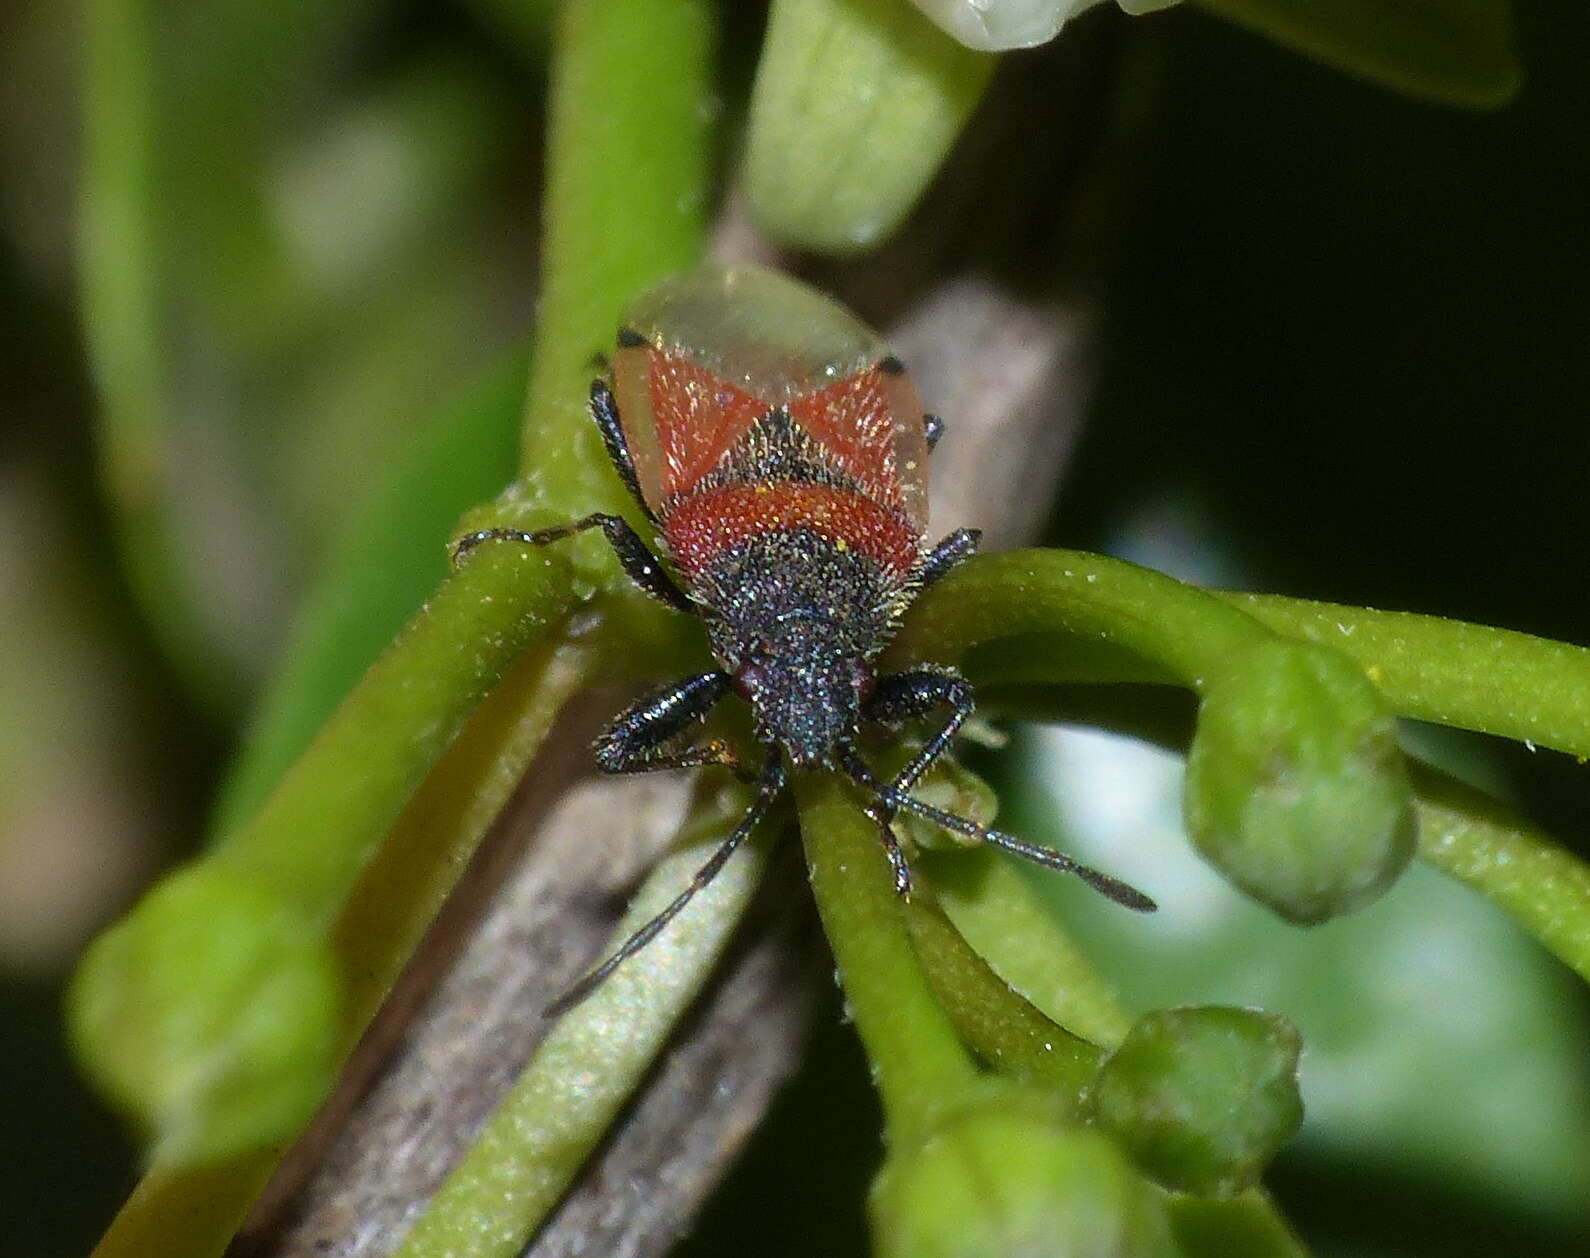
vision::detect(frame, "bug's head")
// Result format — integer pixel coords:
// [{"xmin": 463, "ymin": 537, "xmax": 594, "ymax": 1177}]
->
[{"xmin": 728, "ymin": 613, "xmax": 873, "ymax": 768}]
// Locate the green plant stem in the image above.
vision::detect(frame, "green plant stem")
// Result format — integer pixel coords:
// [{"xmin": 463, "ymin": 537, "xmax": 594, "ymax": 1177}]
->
[
  {"xmin": 899, "ymin": 553, "xmax": 1590, "ymax": 762},
  {"xmin": 86, "ymin": 1153, "xmax": 279, "ymax": 1258},
  {"xmin": 1215, "ymin": 592, "xmax": 1590, "ymax": 759},
  {"xmin": 795, "ymin": 773, "xmax": 982, "ymax": 1142},
  {"xmin": 517, "ymin": 0, "xmax": 714, "ymax": 494},
  {"xmin": 209, "ymin": 543, "xmax": 572, "ymax": 922},
  {"xmin": 1411, "ymin": 762, "xmax": 1590, "ymax": 984},
  {"xmin": 919, "ymin": 846, "xmax": 1135, "ymax": 1047},
  {"xmin": 896, "ymin": 550, "xmax": 1275, "ymax": 689},
  {"xmin": 904, "ymin": 895, "xmax": 1100, "ymax": 1104},
  {"xmin": 393, "ymin": 794, "xmax": 770, "ymax": 1258}
]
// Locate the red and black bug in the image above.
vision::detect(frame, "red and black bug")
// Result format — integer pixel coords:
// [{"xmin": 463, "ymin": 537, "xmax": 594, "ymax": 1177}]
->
[{"xmin": 456, "ymin": 265, "xmax": 1153, "ymax": 1011}]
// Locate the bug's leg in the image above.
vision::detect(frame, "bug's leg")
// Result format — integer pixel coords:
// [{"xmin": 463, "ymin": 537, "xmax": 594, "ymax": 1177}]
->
[
  {"xmin": 593, "ymin": 671, "xmax": 751, "ymax": 782},
  {"xmin": 589, "ymin": 378, "xmax": 655, "ymax": 521},
  {"xmin": 453, "ymin": 512, "xmax": 695, "ymax": 615},
  {"xmin": 917, "ymin": 527, "xmax": 981, "ymax": 590},
  {"xmin": 864, "ymin": 666, "xmax": 976, "ymax": 804},
  {"xmin": 884, "ymin": 790, "xmax": 1157, "ymax": 913},
  {"xmin": 838, "ymin": 748, "xmax": 914, "ymax": 897},
  {"xmin": 546, "ymin": 751, "xmax": 787, "ymax": 1016},
  {"xmin": 922, "ymin": 413, "xmax": 945, "ymax": 450}
]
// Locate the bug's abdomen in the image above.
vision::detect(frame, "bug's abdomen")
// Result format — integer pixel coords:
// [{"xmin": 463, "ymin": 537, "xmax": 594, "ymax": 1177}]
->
[{"xmin": 661, "ymin": 482, "xmax": 920, "ymax": 582}]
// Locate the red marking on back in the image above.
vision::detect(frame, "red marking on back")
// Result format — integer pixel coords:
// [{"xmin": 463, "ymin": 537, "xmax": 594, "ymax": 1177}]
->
[
  {"xmin": 663, "ymin": 483, "xmax": 921, "ymax": 579},
  {"xmin": 647, "ymin": 351, "xmax": 768, "ymax": 501},
  {"xmin": 785, "ymin": 366, "xmax": 904, "ymax": 509}
]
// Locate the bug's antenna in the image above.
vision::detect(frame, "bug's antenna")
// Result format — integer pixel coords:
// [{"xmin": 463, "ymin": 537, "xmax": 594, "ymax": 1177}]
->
[
  {"xmin": 841, "ymin": 754, "xmax": 1156, "ymax": 913},
  {"xmin": 545, "ymin": 753, "xmax": 787, "ymax": 1018}
]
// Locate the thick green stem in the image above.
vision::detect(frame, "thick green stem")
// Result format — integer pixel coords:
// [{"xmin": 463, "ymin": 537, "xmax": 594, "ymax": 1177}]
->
[
  {"xmin": 210, "ymin": 544, "xmax": 573, "ymax": 922},
  {"xmin": 518, "ymin": 0, "xmax": 714, "ymax": 492},
  {"xmin": 895, "ymin": 550, "xmax": 1274, "ymax": 691},
  {"xmin": 795, "ymin": 773, "xmax": 981, "ymax": 1141},
  {"xmin": 1216, "ymin": 592, "xmax": 1590, "ymax": 759}
]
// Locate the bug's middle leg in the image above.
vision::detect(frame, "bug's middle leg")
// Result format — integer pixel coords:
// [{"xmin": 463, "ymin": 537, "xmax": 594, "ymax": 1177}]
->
[
  {"xmin": 453, "ymin": 511, "xmax": 695, "ymax": 614},
  {"xmin": 593, "ymin": 670, "xmax": 750, "ymax": 780}
]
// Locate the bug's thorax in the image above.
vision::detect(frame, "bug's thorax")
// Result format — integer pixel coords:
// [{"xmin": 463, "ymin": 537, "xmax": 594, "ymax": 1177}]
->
[{"xmin": 697, "ymin": 528, "xmax": 896, "ymax": 766}]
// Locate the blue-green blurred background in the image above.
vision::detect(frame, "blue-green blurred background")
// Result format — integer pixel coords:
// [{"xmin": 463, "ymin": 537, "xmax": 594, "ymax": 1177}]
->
[{"xmin": 3, "ymin": 1, "xmax": 1587, "ymax": 1254}]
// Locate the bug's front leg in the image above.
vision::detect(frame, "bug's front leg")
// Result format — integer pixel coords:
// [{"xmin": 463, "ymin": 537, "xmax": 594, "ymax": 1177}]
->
[
  {"xmin": 593, "ymin": 671, "xmax": 751, "ymax": 781},
  {"xmin": 453, "ymin": 512, "xmax": 696, "ymax": 615},
  {"xmin": 864, "ymin": 666, "xmax": 977, "ymax": 804}
]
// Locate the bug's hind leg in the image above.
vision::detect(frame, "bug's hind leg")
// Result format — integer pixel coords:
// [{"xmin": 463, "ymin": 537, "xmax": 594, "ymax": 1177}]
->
[
  {"xmin": 452, "ymin": 512, "xmax": 696, "ymax": 615},
  {"xmin": 917, "ymin": 528, "xmax": 980, "ymax": 589},
  {"xmin": 546, "ymin": 752, "xmax": 786, "ymax": 1015},
  {"xmin": 593, "ymin": 671, "xmax": 751, "ymax": 782}
]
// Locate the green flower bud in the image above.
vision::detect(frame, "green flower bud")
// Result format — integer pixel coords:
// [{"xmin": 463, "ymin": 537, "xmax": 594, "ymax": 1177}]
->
[
  {"xmin": 1184, "ymin": 637, "xmax": 1416, "ymax": 923},
  {"xmin": 68, "ymin": 862, "xmax": 341, "ymax": 1165},
  {"xmin": 872, "ymin": 1102, "xmax": 1177, "ymax": 1258},
  {"xmin": 745, "ymin": 0, "xmax": 994, "ymax": 251},
  {"xmin": 1091, "ymin": 1006, "xmax": 1303, "ymax": 1197}
]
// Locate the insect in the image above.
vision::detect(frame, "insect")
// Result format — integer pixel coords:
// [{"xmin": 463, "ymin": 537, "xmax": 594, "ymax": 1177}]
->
[{"xmin": 455, "ymin": 265, "xmax": 1153, "ymax": 1012}]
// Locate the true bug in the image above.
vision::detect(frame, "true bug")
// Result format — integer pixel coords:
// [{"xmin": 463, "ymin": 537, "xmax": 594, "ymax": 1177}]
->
[{"xmin": 456, "ymin": 265, "xmax": 1153, "ymax": 1012}]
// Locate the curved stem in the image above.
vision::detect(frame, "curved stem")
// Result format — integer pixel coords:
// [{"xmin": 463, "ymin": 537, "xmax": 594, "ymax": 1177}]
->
[
  {"xmin": 1216, "ymin": 591, "xmax": 1590, "ymax": 759},
  {"xmin": 1411, "ymin": 761, "xmax": 1590, "ymax": 984},
  {"xmin": 894, "ymin": 550, "xmax": 1274, "ymax": 692}
]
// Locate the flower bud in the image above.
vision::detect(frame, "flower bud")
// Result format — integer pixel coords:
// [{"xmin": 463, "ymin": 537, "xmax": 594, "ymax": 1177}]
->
[
  {"xmin": 1091, "ymin": 1006, "xmax": 1303, "ymax": 1197},
  {"xmin": 872, "ymin": 1102, "xmax": 1177, "ymax": 1258},
  {"xmin": 1184, "ymin": 637, "xmax": 1415, "ymax": 923},
  {"xmin": 68, "ymin": 862, "xmax": 341, "ymax": 1165}
]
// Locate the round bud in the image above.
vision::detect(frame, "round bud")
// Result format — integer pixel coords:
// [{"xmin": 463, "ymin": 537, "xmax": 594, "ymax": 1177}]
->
[
  {"xmin": 871, "ymin": 1102, "xmax": 1177, "ymax": 1258},
  {"xmin": 68, "ymin": 862, "xmax": 341, "ymax": 1165},
  {"xmin": 1091, "ymin": 1006, "xmax": 1304, "ymax": 1197},
  {"xmin": 1184, "ymin": 637, "xmax": 1415, "ymax": 924}
]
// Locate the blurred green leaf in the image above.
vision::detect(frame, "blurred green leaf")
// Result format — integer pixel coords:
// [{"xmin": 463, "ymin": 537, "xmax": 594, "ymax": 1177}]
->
[{"xmin": 1192, "ymin": 0, "xmax": 1520, "ymax": 108}]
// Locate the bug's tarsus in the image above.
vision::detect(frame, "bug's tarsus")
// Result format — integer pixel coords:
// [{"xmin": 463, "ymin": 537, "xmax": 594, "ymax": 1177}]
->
[
  {"xmin": 452, "ymin": 512, "xmax": 696, "ymax": 615},
  {"xmin": 891, "ymin": 789, "xmax": 1157, "ymax": 913},
  {"xmin": 545, "ymin": 753, "xmax": 786, "ymax": 1018},
  {"xmin": 922, "ymin": 413, "xmax": 945, "ymax": 449}
]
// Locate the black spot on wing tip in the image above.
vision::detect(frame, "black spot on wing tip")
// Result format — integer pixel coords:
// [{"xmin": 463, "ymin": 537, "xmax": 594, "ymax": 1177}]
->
[
  {"xmin": 616, "ymin": 326, "xmax": 648, "ymax": 349},
  {"xmin": 878, "ymin": 353, "xmax": 907, "ymax": 376}
]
